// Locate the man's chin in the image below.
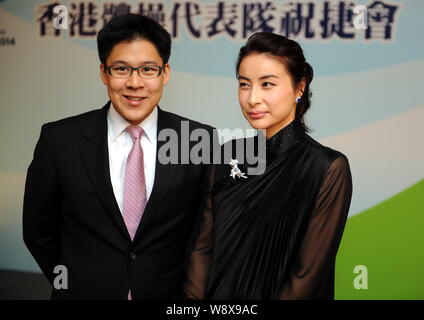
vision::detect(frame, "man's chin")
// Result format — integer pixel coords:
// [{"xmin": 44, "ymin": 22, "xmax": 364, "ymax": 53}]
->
[
  {"xmin": 114, "ymin": 108, "xmax": 143, "ymax": 124},
  {"xmin": 126, "ymin": 116, "xmax": 147, "ymax": 126}
]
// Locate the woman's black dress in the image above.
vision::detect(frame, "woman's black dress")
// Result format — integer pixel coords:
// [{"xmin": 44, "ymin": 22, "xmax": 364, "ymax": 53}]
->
[{"xmin": 184, "ymin": 119, "xmax": 353, "ymax": 300}]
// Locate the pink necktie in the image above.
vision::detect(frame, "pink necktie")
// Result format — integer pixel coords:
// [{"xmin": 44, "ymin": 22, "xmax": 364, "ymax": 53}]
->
[
  {"xmin": 123, "ymin": 125, "xmax": 147, "ymax": 240},
  {"xmin": 124, "ymin": 126, "xmax": 147, "ymax": 300}
]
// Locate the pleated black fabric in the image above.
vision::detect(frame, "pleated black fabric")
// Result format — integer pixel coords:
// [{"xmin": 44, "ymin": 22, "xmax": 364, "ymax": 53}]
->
[{"xmin": 205, "ymin": 119, "xmax": 346, "ymax": 300}]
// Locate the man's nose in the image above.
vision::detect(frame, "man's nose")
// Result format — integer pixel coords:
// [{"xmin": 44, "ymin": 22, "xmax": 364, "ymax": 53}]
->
[{"xmin": 126, "ymin": 70, "xmax": 146, "ymax": 88}]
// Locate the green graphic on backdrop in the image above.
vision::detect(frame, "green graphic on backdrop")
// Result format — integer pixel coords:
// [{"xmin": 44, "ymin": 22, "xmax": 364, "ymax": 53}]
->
[{"xmin": 336, "ymin": 179, "xmax": 424, "ymax": 299}]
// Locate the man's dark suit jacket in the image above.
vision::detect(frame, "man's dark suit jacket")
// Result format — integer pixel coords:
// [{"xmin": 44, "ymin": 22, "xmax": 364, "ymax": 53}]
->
[{"xmin": 23, "ymin": 102, "xmax": 213, "ymax": 299}]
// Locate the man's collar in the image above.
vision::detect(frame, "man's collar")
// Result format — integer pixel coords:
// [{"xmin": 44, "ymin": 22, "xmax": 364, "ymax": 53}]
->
[{"xmin": 107, "ymin": 104, "xmax": 158, "ymax": 142}]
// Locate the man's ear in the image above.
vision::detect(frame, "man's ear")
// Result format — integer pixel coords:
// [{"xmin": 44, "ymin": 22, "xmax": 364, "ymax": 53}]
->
[
  {"xmin": 162, "ymin": 63, "xmax": 171, "ymax": 86},
  {"xmin": 100, "ymin": 64, "xmax": 107, "ymax": 85}
]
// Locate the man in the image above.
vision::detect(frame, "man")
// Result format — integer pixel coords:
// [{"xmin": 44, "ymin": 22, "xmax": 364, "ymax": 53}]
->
[{"xmin": 23, "ymin": 14, "xmax": 213, "ymax": 300}]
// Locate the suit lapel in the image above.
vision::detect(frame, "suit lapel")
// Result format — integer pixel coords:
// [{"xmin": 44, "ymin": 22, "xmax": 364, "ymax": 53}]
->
[
  {"xmin": 133, "ymin": 107, "xmax": 179, "ymax": 242},
  {"xmin": 79, "ymin": 103, "xmax": 130, "ymax": 239}
]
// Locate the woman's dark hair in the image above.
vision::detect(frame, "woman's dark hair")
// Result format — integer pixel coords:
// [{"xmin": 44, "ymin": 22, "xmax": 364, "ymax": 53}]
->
[
  {"xmin": 97, "ymin": 13, "xmax": 171, "ymax": 65},
  {"xmin": 236, "ymin": 32, "xmax": 314, "ymax": 132}
]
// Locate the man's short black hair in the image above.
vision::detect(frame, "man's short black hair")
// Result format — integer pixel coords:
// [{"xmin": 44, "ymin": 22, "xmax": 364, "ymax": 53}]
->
[{"xmin": 97, "ymin": 14, "xmax": 171, "ymax": 65}]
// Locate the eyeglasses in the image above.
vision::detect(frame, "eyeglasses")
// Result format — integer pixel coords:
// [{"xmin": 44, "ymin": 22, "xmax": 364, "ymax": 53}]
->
[{"xmin": 105, "ymin": 64, "xmax": 164, "ymax": 79}]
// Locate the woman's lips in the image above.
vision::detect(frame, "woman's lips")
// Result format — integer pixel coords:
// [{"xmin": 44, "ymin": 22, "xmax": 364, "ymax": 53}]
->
[{"xmin": 248, "ymin": 111, "xmax": 268, "ymax": 119}]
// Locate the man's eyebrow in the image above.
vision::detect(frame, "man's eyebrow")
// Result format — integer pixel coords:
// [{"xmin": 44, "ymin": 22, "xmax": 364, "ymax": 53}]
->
[
  {"xmin": 108, "ymin": 60, "xmax": 128, "ymax": 65},
  {"xmin": 108, "ymin": 60, "xmax": 161, "ymax": 65}
]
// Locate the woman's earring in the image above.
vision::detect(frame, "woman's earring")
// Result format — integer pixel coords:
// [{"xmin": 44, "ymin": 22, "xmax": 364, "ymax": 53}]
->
[{"xmin": 295, "ymin": 97, "xmax": 302, "ymax": 103}]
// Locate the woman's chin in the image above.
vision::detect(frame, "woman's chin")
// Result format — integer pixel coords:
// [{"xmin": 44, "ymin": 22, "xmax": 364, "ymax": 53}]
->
[{"xmin": 248, "ymin": 122, "xmax": 268, "ymax": 131}]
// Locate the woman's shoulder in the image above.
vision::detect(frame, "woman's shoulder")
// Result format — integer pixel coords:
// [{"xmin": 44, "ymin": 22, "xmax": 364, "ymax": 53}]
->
[
  {"xmin": 303, "ymin": 134, "xmax": 350, "ymax": 174},
  {"xmin": 304, "ymin": 134, "xmax": 348, "ymax": 160}
]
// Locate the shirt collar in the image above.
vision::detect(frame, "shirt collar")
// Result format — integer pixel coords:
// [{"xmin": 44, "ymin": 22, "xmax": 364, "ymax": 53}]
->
[{"xmin": 107, "ymin": 104, "xmax": 158, "ymax": 143}]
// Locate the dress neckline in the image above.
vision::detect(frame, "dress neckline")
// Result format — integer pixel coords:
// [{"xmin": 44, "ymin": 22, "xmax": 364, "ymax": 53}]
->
[{"xmin": 265, "ymin": 118, "xmax": 306, "ymax": 162}]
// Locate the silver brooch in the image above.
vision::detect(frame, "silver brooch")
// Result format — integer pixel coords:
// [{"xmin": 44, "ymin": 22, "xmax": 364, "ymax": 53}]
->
[{"xmin": 229, "ymin": 159, "xmax": 247, "ymax": 180}]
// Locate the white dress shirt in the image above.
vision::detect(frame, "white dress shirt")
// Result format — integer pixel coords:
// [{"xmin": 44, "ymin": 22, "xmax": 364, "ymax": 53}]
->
[{"xmin": 107, "ymin": 105, "xmax": 157, "ymax": 214}]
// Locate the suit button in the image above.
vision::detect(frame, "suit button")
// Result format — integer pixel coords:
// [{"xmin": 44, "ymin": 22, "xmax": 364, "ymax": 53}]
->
[{"xmin": 129, "ymin": 252, "xmax": 136, "ymax": 261}]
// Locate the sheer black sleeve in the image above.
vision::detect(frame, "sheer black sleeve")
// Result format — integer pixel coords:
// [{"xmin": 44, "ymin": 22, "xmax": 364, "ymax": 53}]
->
[
  {"xmin": 183, "ymin": 166, "xmax": 216, "ymax": 299},
  {"xmin": 278, "ymin": 156, "xmax": 353, "ymax": 299}
]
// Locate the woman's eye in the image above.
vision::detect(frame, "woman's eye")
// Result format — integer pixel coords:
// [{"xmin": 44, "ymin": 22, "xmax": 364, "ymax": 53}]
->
[
  {"xmin": 239, "ymin": 82, "xmax": 249, "ymax": 88},
  {"xmin": 262, "ymin": 82, "xmax": 275, "ymax": 87}
]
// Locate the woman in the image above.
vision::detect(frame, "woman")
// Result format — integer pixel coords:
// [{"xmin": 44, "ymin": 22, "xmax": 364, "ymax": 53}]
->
[{"xmin": 184, "ymin": 32, "xmax": 353, "ymax": 300}]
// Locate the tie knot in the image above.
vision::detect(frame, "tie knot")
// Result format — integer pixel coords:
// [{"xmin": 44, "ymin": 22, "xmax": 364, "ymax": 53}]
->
[{"xmin": 126, "ymin": 125, "xmax": 144, "ymax": 140}]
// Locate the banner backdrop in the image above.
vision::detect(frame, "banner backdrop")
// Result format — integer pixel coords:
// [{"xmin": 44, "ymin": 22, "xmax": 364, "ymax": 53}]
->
[{"xmin": 0, "ymin": 0, "xmax": 423, "ymax": 299}]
